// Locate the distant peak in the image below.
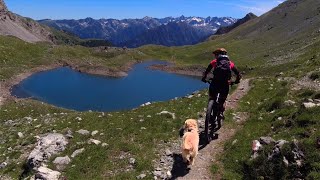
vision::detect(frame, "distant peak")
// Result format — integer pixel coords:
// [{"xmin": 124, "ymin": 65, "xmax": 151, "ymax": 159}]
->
[
  {"xmin": 143, "ymin": 16, "xmax": 152, "ymax": 20},
  {"xmin": 245, "ymin": 13, "xmax": 257, "ymax": 19}
]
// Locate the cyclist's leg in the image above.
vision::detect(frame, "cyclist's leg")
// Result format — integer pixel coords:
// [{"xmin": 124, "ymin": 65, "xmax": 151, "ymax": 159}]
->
[
  {"xmin": 208, "ymin": 84, "xmax": 219, "ymax": 134},
  {"xmin": 215, "ymin": 85, "xmax": 229, "ymax": 130},
  {"xmin": 219, "ymin": 84, "xmax": 230, "ymax": 116}
]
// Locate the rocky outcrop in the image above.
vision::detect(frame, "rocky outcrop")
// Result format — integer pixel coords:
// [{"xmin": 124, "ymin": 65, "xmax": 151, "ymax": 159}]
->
[
  {"xmin": 0, "ymin": 0, "xmax": 54, "ymax": 43},
  {"xmin": 0, "ymin": 0, "xmax": 8, "ymax": 15},
  {"xmin": 27, "ymin": 133, "xmax": 68, "ymax": 169}
]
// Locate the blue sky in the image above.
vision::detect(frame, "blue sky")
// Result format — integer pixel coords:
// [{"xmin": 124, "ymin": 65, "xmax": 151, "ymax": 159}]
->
[{"xmin": 6, "ymin": 0, "xmax": 285, "ymax": 20}]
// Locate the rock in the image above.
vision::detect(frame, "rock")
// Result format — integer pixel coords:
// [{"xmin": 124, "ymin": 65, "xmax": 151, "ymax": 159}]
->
[
  {"xmin": 232, "ymin": 139, "xmax": 238, "ymax": 145},
  {"xmin": 4, "ymin": 120, "xmax": 14, "ymax": 126},
  {"xmin": 24, "ymin": 117, "xmax": 33, "ymax": 121},
  {"xmin": 269, "ymin": 146, "xmax": 281, "ymax": 160},
  {"xmin": 165, "ymin": 149, "xmax": 172, "ymax": 156},
  {"xmin": 141, "ymin": 102, "xmax": 152, "ymax": 106},
  {"xmin": 53, "ymin": 156, "xmax": 71, "ymax": 170},
  {"xmin": 27, "ymin": 133, "xmax": 68, "ymax": 168},
  {"xmin": 129, "ymin": 158, "xmax": 136, "ymax": 165},
  {"xmin": 66, "ymin": 130, "xmax": 73, "ymax": 139},
  {"xmin": 35, "ymin": 166, "xmax": 61, "ymax": 180},
  {"xmin": 76, "ymin": 129, "xmax": 90, "ymax": 135},
  {"xmin": 153, "ymin": 170, "xmax": 162, "ymax": 177},
  {"xmin": 101, "ymin": 143, "xmax": 108, "ymax": 147},
  {"xmin": 157, "ymin": 111, "xmax": 176, "ymax": 119},
  {"xmin": 136, "ymin": 174, "xmax": 146, "ymax": 179},
  {"xmin": 187, "ymin": 95, "xmax": 194, "ymax": 98},
  {"xmin": 71, "ymin": 148, "xmax": 85, "ymax": 158},
  {"xmin": 75, "ymin": 117, "xmax": 82, "ymax": 121},
  {"xmin": 166, "ymin": 171, "xmax": 172, "ymax": 179},
  {"xmin": 18, "ymin": 132, "xmax": 24, "ymax": 138},
  {"xmin": 303, "ymin": 102, "xmax": 317, "ymax": 109},
  {"xmin": 284, "ymin": 100, "xmax": 296, "ymax": 106},
  {"xmin": 0, "ymin": 162, "xmax": 7, "ymax": 169},
  {"xmin": 252, "ymin": 140, "xmax": 262, "ymax": 152},
  {"xmin": 259, "ymin": 137, "xmax": 275, "ymax": 145},
  {"xmin": 91, "ymin": 130, "xmax": 99, "ymax": 136},
  {"xmin": 275, "ymin": 139, "xmax": 288, "ymax": 148},
  {"xmin": 283, "ymin": 157, "xmax": 289, "ymax": 167},
  {"xmin": 233, "ymin": 115, "xmax": 241, "ymax": 121},
  {"xmin": 88, "ymin": 139, "xmax": 101, "ymax": 145}
]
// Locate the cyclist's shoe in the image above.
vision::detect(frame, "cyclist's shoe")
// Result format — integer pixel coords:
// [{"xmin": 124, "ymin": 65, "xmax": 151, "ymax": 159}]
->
[{"xmin": 210, "ymin": 130, "xmax": 215, "ymax": 139}]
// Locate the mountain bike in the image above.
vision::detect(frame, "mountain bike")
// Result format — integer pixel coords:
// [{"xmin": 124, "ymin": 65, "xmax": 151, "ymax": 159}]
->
[{"xmin": 204, "ymin": 79, "xmax": 235, "ymax": 143}]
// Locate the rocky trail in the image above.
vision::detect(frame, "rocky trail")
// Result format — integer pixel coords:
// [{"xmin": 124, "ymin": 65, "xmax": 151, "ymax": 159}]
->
[{"xmin": 152, "ymin": 79, "xmax": 250, "ymax": 180}]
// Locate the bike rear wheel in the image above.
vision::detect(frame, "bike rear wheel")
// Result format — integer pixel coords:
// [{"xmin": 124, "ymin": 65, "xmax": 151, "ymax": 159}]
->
[{"xmin": 205, "ymin": 100, "xmax": 218, "ymax": 143}]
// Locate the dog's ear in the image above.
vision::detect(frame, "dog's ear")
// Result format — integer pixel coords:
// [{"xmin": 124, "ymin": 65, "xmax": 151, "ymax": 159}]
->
[{"xmin": 179, "ymin": 127, "xmax": 184, "ymax": 137}]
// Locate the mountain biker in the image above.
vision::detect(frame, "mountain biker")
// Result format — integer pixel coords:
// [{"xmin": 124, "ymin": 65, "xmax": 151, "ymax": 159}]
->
[{"xmin": 201, "ymin": 48, "xmax": 241, "ymax": 119}]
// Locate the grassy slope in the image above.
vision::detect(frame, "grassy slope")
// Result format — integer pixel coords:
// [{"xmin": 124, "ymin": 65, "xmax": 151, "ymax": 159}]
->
[
  {"xmin": 139, "ymin": 0, "xmax": 320, "ymax": 75},
  {"xmin": 0, "ymin": 35, "xmax": 150, "ymax": 80},
  {"xmin": 0, "ymin": 91, "xmax": 208, "ymax": 179}
]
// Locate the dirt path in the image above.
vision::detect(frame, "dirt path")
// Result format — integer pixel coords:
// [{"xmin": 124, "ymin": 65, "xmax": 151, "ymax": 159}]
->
[{"xmin": 175, "ymin": 79, "xmax": 251, "ymax": 180}]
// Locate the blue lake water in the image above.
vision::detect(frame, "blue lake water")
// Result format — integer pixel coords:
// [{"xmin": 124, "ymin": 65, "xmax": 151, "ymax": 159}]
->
[{"xmin": 12, "ymin": 61, "xmax": 208, "ymax": 112}]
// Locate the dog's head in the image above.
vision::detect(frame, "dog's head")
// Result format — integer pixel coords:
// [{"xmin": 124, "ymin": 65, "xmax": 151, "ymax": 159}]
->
[{"xmin": 184, "ymin": 119, "xmax": 198, "ymax": 131}]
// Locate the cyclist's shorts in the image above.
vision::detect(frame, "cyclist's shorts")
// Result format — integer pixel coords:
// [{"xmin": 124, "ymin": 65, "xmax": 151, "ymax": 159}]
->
[{"xmin": 209, "ymin": 83, "xmax": 229, "ymax": 103}]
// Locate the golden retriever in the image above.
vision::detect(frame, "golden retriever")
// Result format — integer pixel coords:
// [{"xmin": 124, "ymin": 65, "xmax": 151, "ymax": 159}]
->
[{"xmin": 181, "ymin": 119, "xmax": 199, "ymax": 165}]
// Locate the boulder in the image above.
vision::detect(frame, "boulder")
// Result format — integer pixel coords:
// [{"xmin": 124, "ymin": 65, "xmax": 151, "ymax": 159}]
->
[
  {"xmin": 259, "ymin": 136, "xmax": 275, "ymax": 145},
  {"xmin": 34, "ymin": 166, "xmax": 61, "ymax": 180},
  {"xmin": 53, "ymin": 156, "xmax": 71, "ymax": 170},
  {"xmin": 27, "ymin": 133, "xmax": 68, "ymax": 168},
  {"xmin": 303, "ymin": 102, "xmax": 317, "ymax": 109}
]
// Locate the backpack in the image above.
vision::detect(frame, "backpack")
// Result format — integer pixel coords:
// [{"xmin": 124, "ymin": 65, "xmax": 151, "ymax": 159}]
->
[{"xmin": 213, "ymin": 55, "xmax": 231, "ymax": 83}]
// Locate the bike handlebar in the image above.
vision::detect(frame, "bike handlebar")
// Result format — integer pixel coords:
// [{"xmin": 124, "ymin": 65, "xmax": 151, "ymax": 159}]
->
[{"xmin": 203, "ymin": 78, "xmax": 238, "ymax": 86}]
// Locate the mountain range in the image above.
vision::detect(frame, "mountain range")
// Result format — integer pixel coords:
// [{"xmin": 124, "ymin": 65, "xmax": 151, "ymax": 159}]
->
[{"xmin": 39, "ymin": 16, "xmax": 238, "ymax": 47}]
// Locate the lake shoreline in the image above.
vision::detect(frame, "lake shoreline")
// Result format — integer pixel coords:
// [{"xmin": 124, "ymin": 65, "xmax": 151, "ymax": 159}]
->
[{"xmin": 0, "ymin": 60, "xmax": 204, "ymax": 107}]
